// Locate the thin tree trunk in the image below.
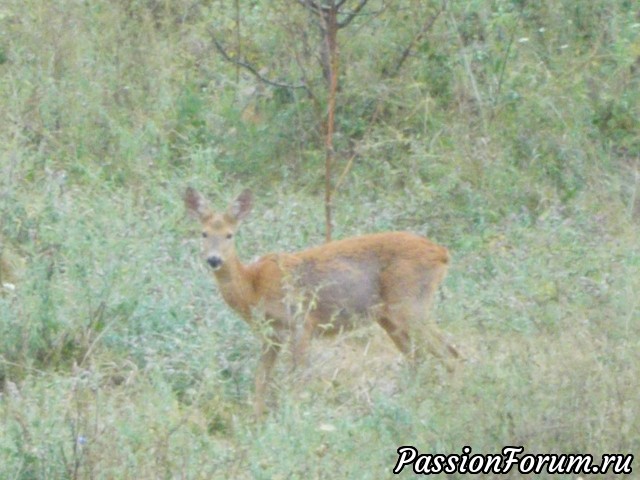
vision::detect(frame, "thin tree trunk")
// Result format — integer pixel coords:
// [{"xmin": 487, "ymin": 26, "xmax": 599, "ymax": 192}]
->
[
  {"xmin": 323, "ymin": 4, "xmax": 338, "ymax": 242},
  {"xmin": 234, "ymin": 0, "xmax": 241, "ymax": 84}
]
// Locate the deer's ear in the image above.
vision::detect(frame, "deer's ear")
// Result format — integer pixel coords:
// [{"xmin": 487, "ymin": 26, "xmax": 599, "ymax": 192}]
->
[
  {"xmin": 184, "ymin": 187, "xmax": 212, "ymax": 221},
  {"xmin": 226, "ymin": 189, "xmax": 253, "ymax": 223}
]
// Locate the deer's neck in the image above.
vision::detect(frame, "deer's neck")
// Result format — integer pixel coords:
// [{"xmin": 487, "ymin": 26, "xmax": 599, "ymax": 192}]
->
[{"xmin": 213, "ymin": 255, "xmax": 256, "ymax": 320}]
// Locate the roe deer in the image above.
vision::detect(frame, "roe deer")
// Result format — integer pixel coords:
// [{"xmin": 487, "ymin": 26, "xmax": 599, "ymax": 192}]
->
[{"xmin": 185, "ymin": 187, "xmax": 460, "ymax": 416}]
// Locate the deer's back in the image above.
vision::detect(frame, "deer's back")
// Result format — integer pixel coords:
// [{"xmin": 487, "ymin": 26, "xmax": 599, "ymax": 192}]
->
[{"xmin": 251, "ymin": 232, "xmax": 449, "ymax": 330}]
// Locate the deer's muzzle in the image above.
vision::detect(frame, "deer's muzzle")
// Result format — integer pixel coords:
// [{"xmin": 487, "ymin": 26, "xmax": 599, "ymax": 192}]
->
[{"xmin": 207, "ymin": 256, "xmax": 223, "ymax": 270}]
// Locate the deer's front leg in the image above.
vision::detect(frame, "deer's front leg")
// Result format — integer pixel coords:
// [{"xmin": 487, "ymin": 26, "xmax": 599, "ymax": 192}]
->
[
  {"xmin": 291, "ymin": 314, "xmax": 317, "ymax": 370},
  {"xmin": 254, "ymin": 339, "xmax": 281, "ymax": 418}
]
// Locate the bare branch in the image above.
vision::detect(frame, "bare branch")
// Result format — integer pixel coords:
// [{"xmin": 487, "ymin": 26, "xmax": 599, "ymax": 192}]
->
[
  {"xmin": 298, "ymin": 0, "xmax": 320, "ymax": 14},
  {"xmin": 292, "ymin": 35, "xmax": 321, "ymax": 108},
  {"xmin": 337, "ymin": 0, "xmax": 369, "ymax": 28},
  {"xmin": 210, "ymin": 32, "xmax": 310, "ymax": 93},
  {"xmin": 387, "ymin": 5, "xmax": 444, "ymax": 77},
  {"xmin": 300, "ymin": 0, "xmax": 335, "ymax": 13}
]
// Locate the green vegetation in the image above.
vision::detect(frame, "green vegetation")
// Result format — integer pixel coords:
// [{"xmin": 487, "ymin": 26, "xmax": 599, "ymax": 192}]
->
[{"xmin": 1, "ymin": 0, "xmax": 638, "ymax": 478}]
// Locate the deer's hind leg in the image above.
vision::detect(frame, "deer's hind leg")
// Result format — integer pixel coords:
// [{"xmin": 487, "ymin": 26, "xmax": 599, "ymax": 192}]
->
[
  {"xmin": 379, "ymin": 297, "xmax": 460, "ymax": 372},
  {"xmin": 376, "ymin": 315, "xmax": 412, "ymax": 358}
]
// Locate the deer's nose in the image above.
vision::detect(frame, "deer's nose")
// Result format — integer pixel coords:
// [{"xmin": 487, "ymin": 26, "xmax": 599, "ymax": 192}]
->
[{"xmin": 207, "ymin": 256, "xmax": 223, "ymax": 270}]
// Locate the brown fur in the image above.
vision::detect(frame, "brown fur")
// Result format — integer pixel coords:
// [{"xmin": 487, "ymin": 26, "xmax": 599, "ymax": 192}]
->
[{"xmin": 185, "ymin": 187, "xmax": 460, "ymax": 416}]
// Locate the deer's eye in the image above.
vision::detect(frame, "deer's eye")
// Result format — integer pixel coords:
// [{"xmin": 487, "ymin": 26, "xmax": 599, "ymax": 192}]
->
[
  {"xmin": 226, "ymin": 233, "xmax": 233, "ymax": 239},
  {"xmin": 202, "ymin": 232, "xmax": 208, "ymax": 238}
]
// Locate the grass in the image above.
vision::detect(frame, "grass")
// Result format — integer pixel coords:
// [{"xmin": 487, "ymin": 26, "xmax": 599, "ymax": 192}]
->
[
  {"xmin": 1, "ymin": 185, "xmax": 638, "ymax": 479},
  {"xmin": 1, "ymin": 0, "xmax": 639, "ymax": 478}
]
